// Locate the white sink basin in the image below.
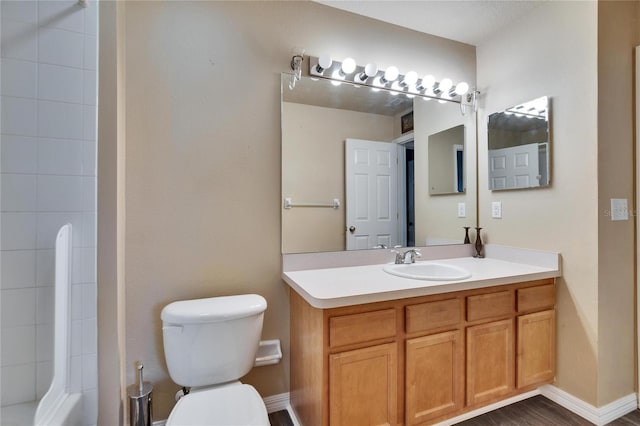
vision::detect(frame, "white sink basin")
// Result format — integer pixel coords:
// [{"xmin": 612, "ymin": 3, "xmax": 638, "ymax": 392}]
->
[{"xmin": 383, "ymin": 262, "xmax": 472, "ymax": 281}]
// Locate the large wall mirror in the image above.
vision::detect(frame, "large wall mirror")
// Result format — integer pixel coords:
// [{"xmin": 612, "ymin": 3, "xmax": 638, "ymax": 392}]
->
[
  {"xmin": 488, "ymin": 96, "xmax": 551, "ymax": 190},
  {"xmin": 281, "ymin": 74, "xmax": 477, "ymax": 254}
]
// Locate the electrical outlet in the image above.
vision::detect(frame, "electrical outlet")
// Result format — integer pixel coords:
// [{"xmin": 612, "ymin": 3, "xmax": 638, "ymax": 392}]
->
[
  {"xmin": 610, "ymin": 198, "xmax": 629, "ymax": 221},
  {"xmin": 491, "ymin": 201, "xmax": 502, "ymax": 219},
  {"xmin": 457, "ymin": 203, "xmax": 466, "ymax": 218}
]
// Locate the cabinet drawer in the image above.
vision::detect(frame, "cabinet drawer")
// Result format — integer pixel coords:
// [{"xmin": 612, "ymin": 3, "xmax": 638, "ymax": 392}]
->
[
  {"xmin": 406, "ymin": 298, "xmax": 461, "ymax": 334},
  {"xmin": 517, "ymin": 284, "xmax": 555, "ymax": 312},
  {"xmin": 329, "ymin": 309, "xmax": 396, "ymax": 348},
  {"xmin": 467, "ymin": 291, "xmax": 513, "ymax": 322}
]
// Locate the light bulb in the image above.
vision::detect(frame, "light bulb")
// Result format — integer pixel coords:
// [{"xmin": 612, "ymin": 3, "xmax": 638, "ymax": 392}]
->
[
  {"xmin": 439, "ymin": 78, "xmax": 453, "ymax": 93},
  {"xmin": 390, "ymin": 81, "xmax": 402, "ymax": 95},
  {"xmin": 316, "ymin": 54, "xmax": 332, "ymax": 73},
  {"xmin": 384, "ymin": 66, "xmax": 399, "ymax": 82},
  {"xmin": 331, "ymin": 69, "xmax": 344, "ymax": 86},
  {"xmin": 357, "ymin": 63, "xmax": 378, "ymax": 82},
  {"xmin": 402, "ymin": 71, "xmax": 418, "ymax": 87},
  {"xmin": 371, "ymin": 76, "xmax": 384, "ymax": 91},
  {"xmin": 453, "ymin": 82, "xmax": 469, "ymax": 96},
  {"xmin": 341, "ymin": 57, "xmax": 356, "ymax": 75},
  {"xmin": 420, "ymin": 75, "xmax": 435, "ymax": 89}
]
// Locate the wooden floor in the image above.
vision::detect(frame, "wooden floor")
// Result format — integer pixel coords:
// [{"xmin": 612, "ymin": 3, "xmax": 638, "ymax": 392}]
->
[
  {"xmin": 456, "ymin": 395, "xmax": 640, "ymax": 426},
  {"xmin": 267, "ymin": 396, "xmax": 640, "ymax": 425}
]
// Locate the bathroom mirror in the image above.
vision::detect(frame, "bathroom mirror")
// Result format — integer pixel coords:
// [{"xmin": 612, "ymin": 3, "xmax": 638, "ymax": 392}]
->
[
  {"xmin": 487, "ymin": 96, "xmax": 551, "ymax": 190},
  {"xmin": 429, "ymin": 125, "xmax": 465, "ymax": 195},
  {"xmin": 281, "ymin": 74, "xmax": 477, "ymax": 254}
]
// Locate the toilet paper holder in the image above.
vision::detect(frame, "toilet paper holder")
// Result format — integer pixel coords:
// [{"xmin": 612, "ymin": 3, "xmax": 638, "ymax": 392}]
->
[{"xmin": 254, "ymin": 339, "xmax": 282, "ymax": 367}]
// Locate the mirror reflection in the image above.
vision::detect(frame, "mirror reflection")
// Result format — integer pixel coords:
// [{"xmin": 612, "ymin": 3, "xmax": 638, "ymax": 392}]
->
[
  {"xmin": 429, "ymin": 125, "xmax": 465, "ymax": 195},
  {"xmin": 282, "ymin": 74, "xmax": 476, "ymax": 254},
  {"xmin": 488, "ymin": 96, "xmax": 550, "ymax": 190}
]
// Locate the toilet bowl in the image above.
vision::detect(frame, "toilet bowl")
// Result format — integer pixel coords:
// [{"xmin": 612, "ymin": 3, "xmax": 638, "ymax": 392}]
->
[{"xmin": 161, "ymin": 294, "xmax": 269, "ymax": 426}]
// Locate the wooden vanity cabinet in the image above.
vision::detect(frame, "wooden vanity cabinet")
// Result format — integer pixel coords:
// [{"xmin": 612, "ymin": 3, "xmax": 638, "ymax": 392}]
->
[{"xmin": 290, "ymin": 278, "xmax": 555, "ymax": 426}]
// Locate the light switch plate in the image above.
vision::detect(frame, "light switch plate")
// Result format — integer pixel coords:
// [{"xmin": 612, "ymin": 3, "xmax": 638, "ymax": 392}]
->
[
  {"xmin": 457, "ymin": 202, "xmax": 466, "ymax": 218},
  {"xmin": 610, "ymin": 198, "xmax": 629, "ymax": 221},
  {"xmin": 491, "ymin": 201, "xmax": 502, "ymax": 219}
]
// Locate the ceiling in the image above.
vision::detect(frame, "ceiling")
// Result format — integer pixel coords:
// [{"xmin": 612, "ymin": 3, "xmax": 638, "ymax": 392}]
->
[{"xmin": 313, "ymin": 0, "xmax": 544, "ymax": 46}]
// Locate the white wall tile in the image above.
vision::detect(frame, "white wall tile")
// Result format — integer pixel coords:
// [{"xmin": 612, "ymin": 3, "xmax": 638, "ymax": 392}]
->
[
  {"xmin": 38, "ymin": 0, "xmax": 85, "ymax": 33},
  {"xmin": 80, "ymin": 213, "xmax": 96, "ymax": 247},
  {"xmin": 73, "ymin": 247, "xmax": 95, "ymax": 283},
  {"xmin": 36, "ymin": 249, "xmax": 54, "ymax": 286},
  {"xmin": 36, "ymin": 286, "xmax": 54, "ymax": 324},
  {"xmin": 1, "ymin": 20, "xmax": 38, "ymax": 61},
  {"xmin": 1, "ymin": 363, "xmax": 36, "ymax": 405},
  {"xmin": 38, "ymin": 63, "xmax": 83, "ymax": 103},
  {"xmin": 83, "ymin": 34, "xmax": 96, "ymax": 70},
  {"xmin": 82, "ymin": 140, "xmax": 97, "ymax": 176},
  {"xmin": 81, "ymin": 353, "xmax": 96, "ymax": 389},
  {"xmin": 36, "ymin": 323, "xmax": 53, "ymax": 362},
  {"xmin": 37, "ymin": 174, "xmax": 84, "ymax": 211},
  {"xmin": 82, "ymin": 282, "xmax": 96, "ymax": 319},
  {"xmin": 1, "ymin": 135, "xmax": 38, "ymax": 174},
  {"xmin": 1, "ymin": 1, "xmax": 38, "ymax": 23},
  {"xmin": 84, "ymin": 1, "xmax": 98, "ymax": 35},
  {"xmin": 83, "ymin": 104, "xmax": 96, "ymax": 141},
  {"xmin": 71, "ymin": 319, "xmax": 82, "ymax": 356},
  {"xmin": 82, "ymin": 176, "xmax": 96, "ymax": 212},
  {"xmin": 82, "ymin": 317, "xmax": 96, "ymax": 355},
  {"xmin": 36, "ymin": 212, "xmax": 82, "ymax": 249},
  {"xmin": 1, "ymin": 325, "xmax": 36, "ymax": 366},
  {"xmin": 36, "ymin": 361, "xmax": 53, "ymax": 399},
  {"xmin": 71, "ymin": 283, "xmax": 82, "ymax": 319},
  {"xmin": 38, "ymin": 100, "xmax": 84, "ymax": 140},
  {"xmin": 1, "ymin": 287, "xmax": 36, "ymax": 327},
  {"xmin": 82, "ymin": 388, "xmax": 98, "ymax": 425},
  {"xmin": 1, "ymin": 173, "xmax": 37, "ymax": 212},
  {"xmin": 38, "ymin": 27, "xmax": 83, "ymax": 68},
  {"xmin": 38, "ymin": 138, "xmax": 84, "ymax": 175},
  {"xmin": 1, "ymin": 58, "xmax": 37, "ymax": 98},
  {"xmin": 2, "ymin": 96, "xmax": 37, "ymax": 136},
  {"xmin": 1, "ymin": 249, "xmax": 36, "ymax": 289},
  {"xmin": 69, "ymin": 355, "xmax": 82, "ymax": 393},
  {"xmin": 83, "ymin": 69, "xmax": 96, "ymax": 105},
  {"xmin": 1, "ymin": 212, "xmax": 37, "ymax": 250}
]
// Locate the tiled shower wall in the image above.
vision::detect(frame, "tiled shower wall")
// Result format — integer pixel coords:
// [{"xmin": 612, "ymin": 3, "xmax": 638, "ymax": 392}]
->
[{"xmin": 0, "ymin": 0, "xmax": 98, "ymax": 424}]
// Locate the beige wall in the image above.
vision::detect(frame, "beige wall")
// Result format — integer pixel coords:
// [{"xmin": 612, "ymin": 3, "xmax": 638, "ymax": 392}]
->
[
  {"xmin": 596, "ymin": 0, "xmax": 639, "ymax": 406},
  {"xmin": 415, "ymin": 99, "xmax": 477, "ymax": 246},
  {"xmin": 281, "ymin": 102, "xmax": 394, "ymax": 253},
  {"xmin": 478, "ymin": 0, "xmax": 640, "ymax": 406},
  {"xmin": 118, "ymin": 1, "xmax": 476, "ymax": 420},
  {"xmin": 477, "ymin": 1, "xmax": 600, "ymax": 404}
]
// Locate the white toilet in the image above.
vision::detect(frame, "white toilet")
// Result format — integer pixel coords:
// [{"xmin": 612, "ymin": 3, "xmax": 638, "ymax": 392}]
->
[{"xmin": 161, "ymin": 294, "xmax": 270, "ymax": 426}]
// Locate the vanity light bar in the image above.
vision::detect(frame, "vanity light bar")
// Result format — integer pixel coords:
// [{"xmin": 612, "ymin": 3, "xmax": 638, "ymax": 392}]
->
[
  {"xmin": 505, "ymin": 98, "xmax": 548, "ymax": 119},
  {"xmin": 308, "ymin": 55, "xmax": 472, "ymax": 104}
]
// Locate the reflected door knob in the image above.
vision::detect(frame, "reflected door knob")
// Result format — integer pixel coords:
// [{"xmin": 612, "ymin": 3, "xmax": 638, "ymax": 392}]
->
[{"xmin": 349, "ymin": 226, "xmax": 356, "ymax": 234}]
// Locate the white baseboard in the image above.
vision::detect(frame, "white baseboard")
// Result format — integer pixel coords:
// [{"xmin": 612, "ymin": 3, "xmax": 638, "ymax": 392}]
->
[
  {"xmin": 264, "ymin": 392, "xmax": 290, "ymax": 413},
  {"xmin": 540, "ymin": 384, "xmax": 638, "ymax": 426},
  {"xmin": 433, "ymin": 390, "xmax": 541, "ymax": 426}
]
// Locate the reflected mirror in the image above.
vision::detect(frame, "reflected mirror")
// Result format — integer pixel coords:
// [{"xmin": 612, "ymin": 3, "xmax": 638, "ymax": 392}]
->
[
  {"xmin": 282, "ymin": 74, "xmax": 477, "ymax": 254},
  {"xmin": 429, "ymin": 125, "xmax": 465, "ymax": 195},
  {"xmin": 488, "ymin": 96, "xmax": 551, "ymax": 190}
]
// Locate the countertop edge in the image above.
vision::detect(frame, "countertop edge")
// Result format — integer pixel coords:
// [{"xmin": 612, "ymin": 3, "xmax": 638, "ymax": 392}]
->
[{"xmin": 283, "ymin": 269, "xmax": 560, "ymax": 310}]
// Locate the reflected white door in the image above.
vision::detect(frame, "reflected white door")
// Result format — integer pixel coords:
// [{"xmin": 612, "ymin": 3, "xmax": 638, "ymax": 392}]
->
[
  {"xmin": 488, "ymin": 143, "xmax": 540, "ymax": 190},
  {"xmin": 345, "ymin": 139, "xmax": 398, "ymax": 250}
]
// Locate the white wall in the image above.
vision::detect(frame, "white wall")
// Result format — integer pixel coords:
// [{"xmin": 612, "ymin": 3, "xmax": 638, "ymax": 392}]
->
[
  {"xmin": 477, "ymin": 1, "xmax": 600, "ymax": 403},
  {"xmin": 0, "ymin": 0, "xmax": 98, "ymax": 423}
]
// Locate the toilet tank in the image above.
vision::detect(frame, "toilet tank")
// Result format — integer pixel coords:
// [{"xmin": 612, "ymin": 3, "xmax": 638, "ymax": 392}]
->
[{"xmin": 161, "ymin": 294, "xmax": 267, "ymax": 387}]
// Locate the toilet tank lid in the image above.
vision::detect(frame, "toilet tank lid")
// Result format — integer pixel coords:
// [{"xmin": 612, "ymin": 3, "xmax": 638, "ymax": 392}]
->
[{"xmin": 161, "ymin": 294, "xmax": 267, "ymax": 324}]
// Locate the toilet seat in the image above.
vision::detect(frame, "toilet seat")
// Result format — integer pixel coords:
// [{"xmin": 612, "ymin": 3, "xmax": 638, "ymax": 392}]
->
[{"xmin": 166, "ymin": 383, "xmax": 269, "ymax": 426}]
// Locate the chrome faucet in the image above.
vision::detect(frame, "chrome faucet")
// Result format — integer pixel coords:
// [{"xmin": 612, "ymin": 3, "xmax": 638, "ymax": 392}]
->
[{"xmin": 391, "ymin": 248, "xmax": 421, "ymax": 264}]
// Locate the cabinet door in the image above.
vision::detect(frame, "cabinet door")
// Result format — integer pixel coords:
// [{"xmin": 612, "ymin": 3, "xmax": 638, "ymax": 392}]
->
[
  {"xmin": 405, "ymin": 330, "xmax": 464, "ymax": 425},
  {"xmin": 330, "ymin": 343, "xmax": 398, "ymax": 426},
  {"xmin": 517, "ymin": 310, "xmax": 555, "ymax": 388},
  {"xmin": 466, "ymin": 319, "xmax": 514, "ymax": 405}
]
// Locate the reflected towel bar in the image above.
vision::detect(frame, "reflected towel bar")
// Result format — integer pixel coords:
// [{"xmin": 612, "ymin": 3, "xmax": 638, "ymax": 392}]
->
[{"xmin": 283, "ymin": 197, "xmax": 340, "ymax": 209}]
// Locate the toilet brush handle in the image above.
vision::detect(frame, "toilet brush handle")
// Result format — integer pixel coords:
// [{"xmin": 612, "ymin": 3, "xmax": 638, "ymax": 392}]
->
[{"xmin": 138, "ymin": 363, "xmax": 144, "ymax": 394}]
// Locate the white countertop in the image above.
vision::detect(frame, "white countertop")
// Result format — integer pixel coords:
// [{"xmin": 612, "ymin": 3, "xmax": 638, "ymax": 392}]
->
[{"xmin": 283, "ymin": 254, "xmax": 561, "ymax": 309}]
